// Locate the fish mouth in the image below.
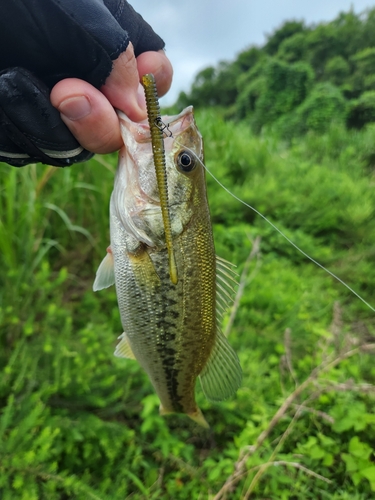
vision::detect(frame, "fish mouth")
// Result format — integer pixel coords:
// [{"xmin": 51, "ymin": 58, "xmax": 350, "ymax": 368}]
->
[
  {"xmin": 160, "ymin": 106, "xmax": 194, "ymax": 127},
  {"xmin": 117, "ymin": 106, "xmax": 195, "ymax": 145}
]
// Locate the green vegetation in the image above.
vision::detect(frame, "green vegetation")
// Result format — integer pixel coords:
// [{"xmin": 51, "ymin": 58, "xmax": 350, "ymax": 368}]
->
[
  {"xmin": 177, "ymin": 7, "xmax": 375, "ymax": 135},
  {"xmin": 2, "ymin": 6, "xmax": 375, "ymax": 500},
  {"xmin": 1, "ymin": 112, "xmax": 375, "ymax": 498}
]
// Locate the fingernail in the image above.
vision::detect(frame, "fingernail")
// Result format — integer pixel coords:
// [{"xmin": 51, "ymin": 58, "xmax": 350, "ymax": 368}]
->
[{"xmin": 58, "ymin": 96, "xmax": 91, "ymax": 121}]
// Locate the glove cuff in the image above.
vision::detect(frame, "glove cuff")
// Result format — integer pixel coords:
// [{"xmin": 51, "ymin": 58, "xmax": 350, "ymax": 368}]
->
[{"xmin": 0, "ymin": 68, "xmax": 94, "ymax": 167}]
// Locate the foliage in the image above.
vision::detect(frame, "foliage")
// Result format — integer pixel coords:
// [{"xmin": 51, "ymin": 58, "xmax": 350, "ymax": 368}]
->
[
  {"xmin": 324, "ymin": 56, "xmax": 350, "ymax": 86},
  {"xmin": 347, "ymin": 91, "xmax": 375, "ymax": 129},
  {"xmin": 277, "ymin": 32, "xmax": 308, "ymax": 63},
  {"xmin": 1, "ymin": 109, "xmax": 375, "ymax": 498},
  {"xmin": 2, "ymin": 9, "xmax": 375, "ymax": 500},
  {"xmin": 264, "ymin": 20, "xmax": 307, "ymax": 56},
  {"xmin": 182, "ymin": 6, "xmax": 375, "ymax": 135},
  {"xmin": 237, "ymin": 58, "xmax": 314, "ymax": 132},
  {"xmin": 352, "ymin": 47, "xmax": 375, "ymax": 81},
  {"xmin": 277, "ymin": 82, "xmax": 347, "ymax": 138},
  {"xmin": 176, "ymin": 61, "xmax": 242, "ymax": 110}
]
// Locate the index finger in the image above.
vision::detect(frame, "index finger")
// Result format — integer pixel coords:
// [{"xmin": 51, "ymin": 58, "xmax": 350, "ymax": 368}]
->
[{"xmin": 101, "ymin": 46, "xmax": 173, "ymax": 121}]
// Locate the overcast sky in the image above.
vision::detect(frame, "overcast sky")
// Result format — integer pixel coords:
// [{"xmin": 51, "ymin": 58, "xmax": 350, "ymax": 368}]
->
[{"xmin": 134, "ymin": 0, "xmax": 375, "ymax": 105}]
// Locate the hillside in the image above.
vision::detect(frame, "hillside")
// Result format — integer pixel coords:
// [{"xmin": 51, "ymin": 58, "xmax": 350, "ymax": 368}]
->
[{"xmin": 177, "ymin": 7, "xmax": 375, "ymax": 136}]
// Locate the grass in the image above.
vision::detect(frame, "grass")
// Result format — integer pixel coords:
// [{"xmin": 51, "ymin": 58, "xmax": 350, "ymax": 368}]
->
[{"xmin": 0, "ymin": 110, "xmax": 375, "ymax": 498}]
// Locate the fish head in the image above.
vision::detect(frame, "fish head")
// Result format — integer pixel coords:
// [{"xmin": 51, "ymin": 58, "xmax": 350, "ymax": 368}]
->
[{"xmin": 112, "ymin": 106, "xmax": 204, "ymax": 248}]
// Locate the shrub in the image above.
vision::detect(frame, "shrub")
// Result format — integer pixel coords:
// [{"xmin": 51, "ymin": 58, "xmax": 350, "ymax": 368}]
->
[
  {"xmin": 324, "ymin": 56, "xmax": 350, "ymax": 86},
  {"xmin": 277, "ymin": 32, "xmax": 308, "ymax": 63},
  {"xmin": 236, "ymin": 58, "xmax": 314, "ymax": 132},
  {"xmin": 347, "ymin": 91, "xmax": 375, "ymax": 129},
  {"xmin": 277, "ymin": 82, "xmax": 347, "ymax": 137}
]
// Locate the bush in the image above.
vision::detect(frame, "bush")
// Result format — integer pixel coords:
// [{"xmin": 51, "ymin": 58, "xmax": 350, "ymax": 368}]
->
[
  {"xmin": 277, "ymin": 32, "xmax": 308, "ymax": 63},
  {"xmin": 352, "ymin": 47, "xmax": 375, "ymax": 77},
  {"xmin": 347, "ymin": 91, "xmax": 375, "ymax": 129},
  {"xmin": 264, "ymin": 20, "xmax": 307, "ymax": 55},
  {"xmin": 324, "ymin": 56, "xmax": 350, "ymax": 86},
  {"xmin": 236, "ymin": 58, "xmax": 314, "ymax": 132},
  {"xmin": 2, "ymin": 83, "xmax": 375, "ymax": 500},
  {"xmin": 277, "ymin": 82, "xmax": 347, "ymax": 137}
]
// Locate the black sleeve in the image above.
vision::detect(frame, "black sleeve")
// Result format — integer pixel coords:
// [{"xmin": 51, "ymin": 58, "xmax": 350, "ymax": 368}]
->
[
  {"xmin": 0, "ymin": 0, "xmax": 164, "ymax": 88},
  {"xmin": 0, "ymin": 0, "xmax": 165, "ymax": 167}
]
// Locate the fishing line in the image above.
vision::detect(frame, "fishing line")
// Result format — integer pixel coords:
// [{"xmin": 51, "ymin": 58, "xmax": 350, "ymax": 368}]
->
[{"xmin": 172, "ymin": 136, "xmax": 375, "ymax": 314}]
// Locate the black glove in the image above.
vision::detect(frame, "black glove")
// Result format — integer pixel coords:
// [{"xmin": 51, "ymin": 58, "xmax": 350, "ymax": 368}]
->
[{"xmin": 0, "ymin": 0, "xmax": 165, "ymax": 167}]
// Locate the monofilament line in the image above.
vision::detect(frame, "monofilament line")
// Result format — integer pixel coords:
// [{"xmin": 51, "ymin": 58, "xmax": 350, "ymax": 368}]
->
[{"xmin": 175, "ymin": 139, "xmax": 375, "ymax": 313}]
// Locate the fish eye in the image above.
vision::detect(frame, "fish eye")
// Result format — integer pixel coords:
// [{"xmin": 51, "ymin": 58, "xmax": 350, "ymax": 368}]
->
[{"xmin": 176, "ymin": 150, "xmax": 196, "ymax": 173}]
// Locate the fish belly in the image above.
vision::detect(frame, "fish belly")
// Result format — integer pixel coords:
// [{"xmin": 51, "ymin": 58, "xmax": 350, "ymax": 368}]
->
[{"xmin": 111, "ymin": 211, "xmax": 216, "ymax": 416}]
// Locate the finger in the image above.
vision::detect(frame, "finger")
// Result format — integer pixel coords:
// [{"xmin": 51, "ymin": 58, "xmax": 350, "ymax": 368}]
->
[
  {"xmin": 50, "ymin": 78, "xmax": 122, "ymax": 154},
  {"xmin": 102, "ymin": 46, "xmax": 173, "ymax": 120},
  {"xmin": 136, "ymin": 50, "xmax": 173, "ymax": 97},
  {"xmin": 50, "ymin": 45, "xmax": 174, "ymax": 154},
  {"xmin": 101, "ymin": 43, "xmax": 147, "ymax": 122}
]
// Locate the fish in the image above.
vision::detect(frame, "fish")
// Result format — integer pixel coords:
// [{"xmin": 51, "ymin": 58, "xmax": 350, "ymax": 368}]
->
[{"xmin": 93, "ymin": 106, "xmax": 242, "ymax": 428}]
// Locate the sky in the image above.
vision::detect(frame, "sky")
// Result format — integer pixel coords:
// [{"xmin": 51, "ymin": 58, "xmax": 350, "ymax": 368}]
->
[{"xmin": 134, "ymin": 0, "xmax": 375, "ymax": 105}]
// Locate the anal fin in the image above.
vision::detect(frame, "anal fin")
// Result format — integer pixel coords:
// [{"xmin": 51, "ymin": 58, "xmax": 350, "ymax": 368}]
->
[{"xmin": 199, "ymin": 329, "xmax": 242, "ymax": 402}]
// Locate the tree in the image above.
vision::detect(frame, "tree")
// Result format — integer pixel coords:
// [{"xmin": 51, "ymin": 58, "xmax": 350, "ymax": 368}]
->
[
  {"xmin": 236, "ymin": 46, "xmax": 265, "ymax": 72},
  {"xmin": 345, "ymin": 47, "xmax": 375, "ymax": 98},
  {"xmin": 237, "ymin": 58, "xmax": 314, "ymax": 132},
  {"xmin": 186, "ymin": 63, "xmax": 242, "ymax": 108},
  {"xmin": 264, "ymin": 20, "xmax": 307, "ymax": 55},
  {"xmin": 189, "ymin": 67, "xmax": 217, "ymax": 107},
  {"xmin": 177, "ymin": 5, "xmax": 375, "ymax": 136},
  {"xmin": 305, "ymin": 24, "xmax": 341, "ymax": 78},
  {"xmin": 279, "ymin": 82, "xmax": 347, "ymax": 137},
  {"xmin": 330, "ymin": 10, "xmax": 363, "ymax": 59},
  {"xmin": 324, "ymin": 56, "xmax": 350, "ymax": 87},
  {"xmin": 347, "ymin": 91, "xmax": 375, "ymax": 128},
  {"xmin": 277, "ymin": 32, "xmax": 308, "ymax": 63}
]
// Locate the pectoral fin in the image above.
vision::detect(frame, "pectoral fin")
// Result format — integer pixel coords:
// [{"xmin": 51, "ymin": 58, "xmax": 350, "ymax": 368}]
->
[
  {"xmin": 93, "ymin": 248, "xmax": 115, "ymax": 291},
  {"xmin": 129, "ymin": 247, "xmax": 161, "ymax": 287},
  {"xmin": 114, "ymin": 333, "xmax": 136, "ymax": 360},
  {"xmin": 199, "ymin": 329, "xmax": 242, "ymax": 402}
]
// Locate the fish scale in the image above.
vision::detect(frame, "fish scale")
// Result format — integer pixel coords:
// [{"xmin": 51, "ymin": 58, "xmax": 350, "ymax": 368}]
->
[{"xmin": 94, "ymin": 106, "xmax": 242, "ymax": 427}]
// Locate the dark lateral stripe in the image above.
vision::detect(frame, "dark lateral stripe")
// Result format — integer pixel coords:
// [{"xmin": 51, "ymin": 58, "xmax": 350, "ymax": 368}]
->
[{"xmin": 157, "ymin": 349, "xmax": 184, "ymax": 412}]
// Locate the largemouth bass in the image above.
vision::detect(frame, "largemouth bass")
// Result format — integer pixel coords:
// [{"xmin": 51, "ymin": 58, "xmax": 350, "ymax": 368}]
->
[{"xmin": 94, "ymin": 106, "xmax": 242, "ymax": 428}]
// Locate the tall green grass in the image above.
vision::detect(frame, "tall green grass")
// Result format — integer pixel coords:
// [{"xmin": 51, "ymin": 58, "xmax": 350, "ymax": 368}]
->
[{"xmin": 1, "ymin": 111, "xmax": 375, "ymax": 498}]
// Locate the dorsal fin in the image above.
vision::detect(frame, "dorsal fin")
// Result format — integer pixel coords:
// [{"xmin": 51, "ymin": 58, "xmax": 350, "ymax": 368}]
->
[{"xmin": 216, "ymin": 256, "xmax": 238, "ymax": 316}]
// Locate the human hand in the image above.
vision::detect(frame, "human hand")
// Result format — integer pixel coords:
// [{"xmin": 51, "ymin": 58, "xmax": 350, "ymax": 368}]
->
[
  {"xmin": 50, "ymin": 44, "xmax": 173, "ymax": 155},
  {"xmin": 0, "ymin": 0, "xmax": 172, "ymax": 167}
]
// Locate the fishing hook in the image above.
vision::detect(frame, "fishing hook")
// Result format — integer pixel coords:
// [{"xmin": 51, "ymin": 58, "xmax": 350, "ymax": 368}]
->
[{"xmin": 155, "ymin": 117, "xmax": 173, "ymax": 138}]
